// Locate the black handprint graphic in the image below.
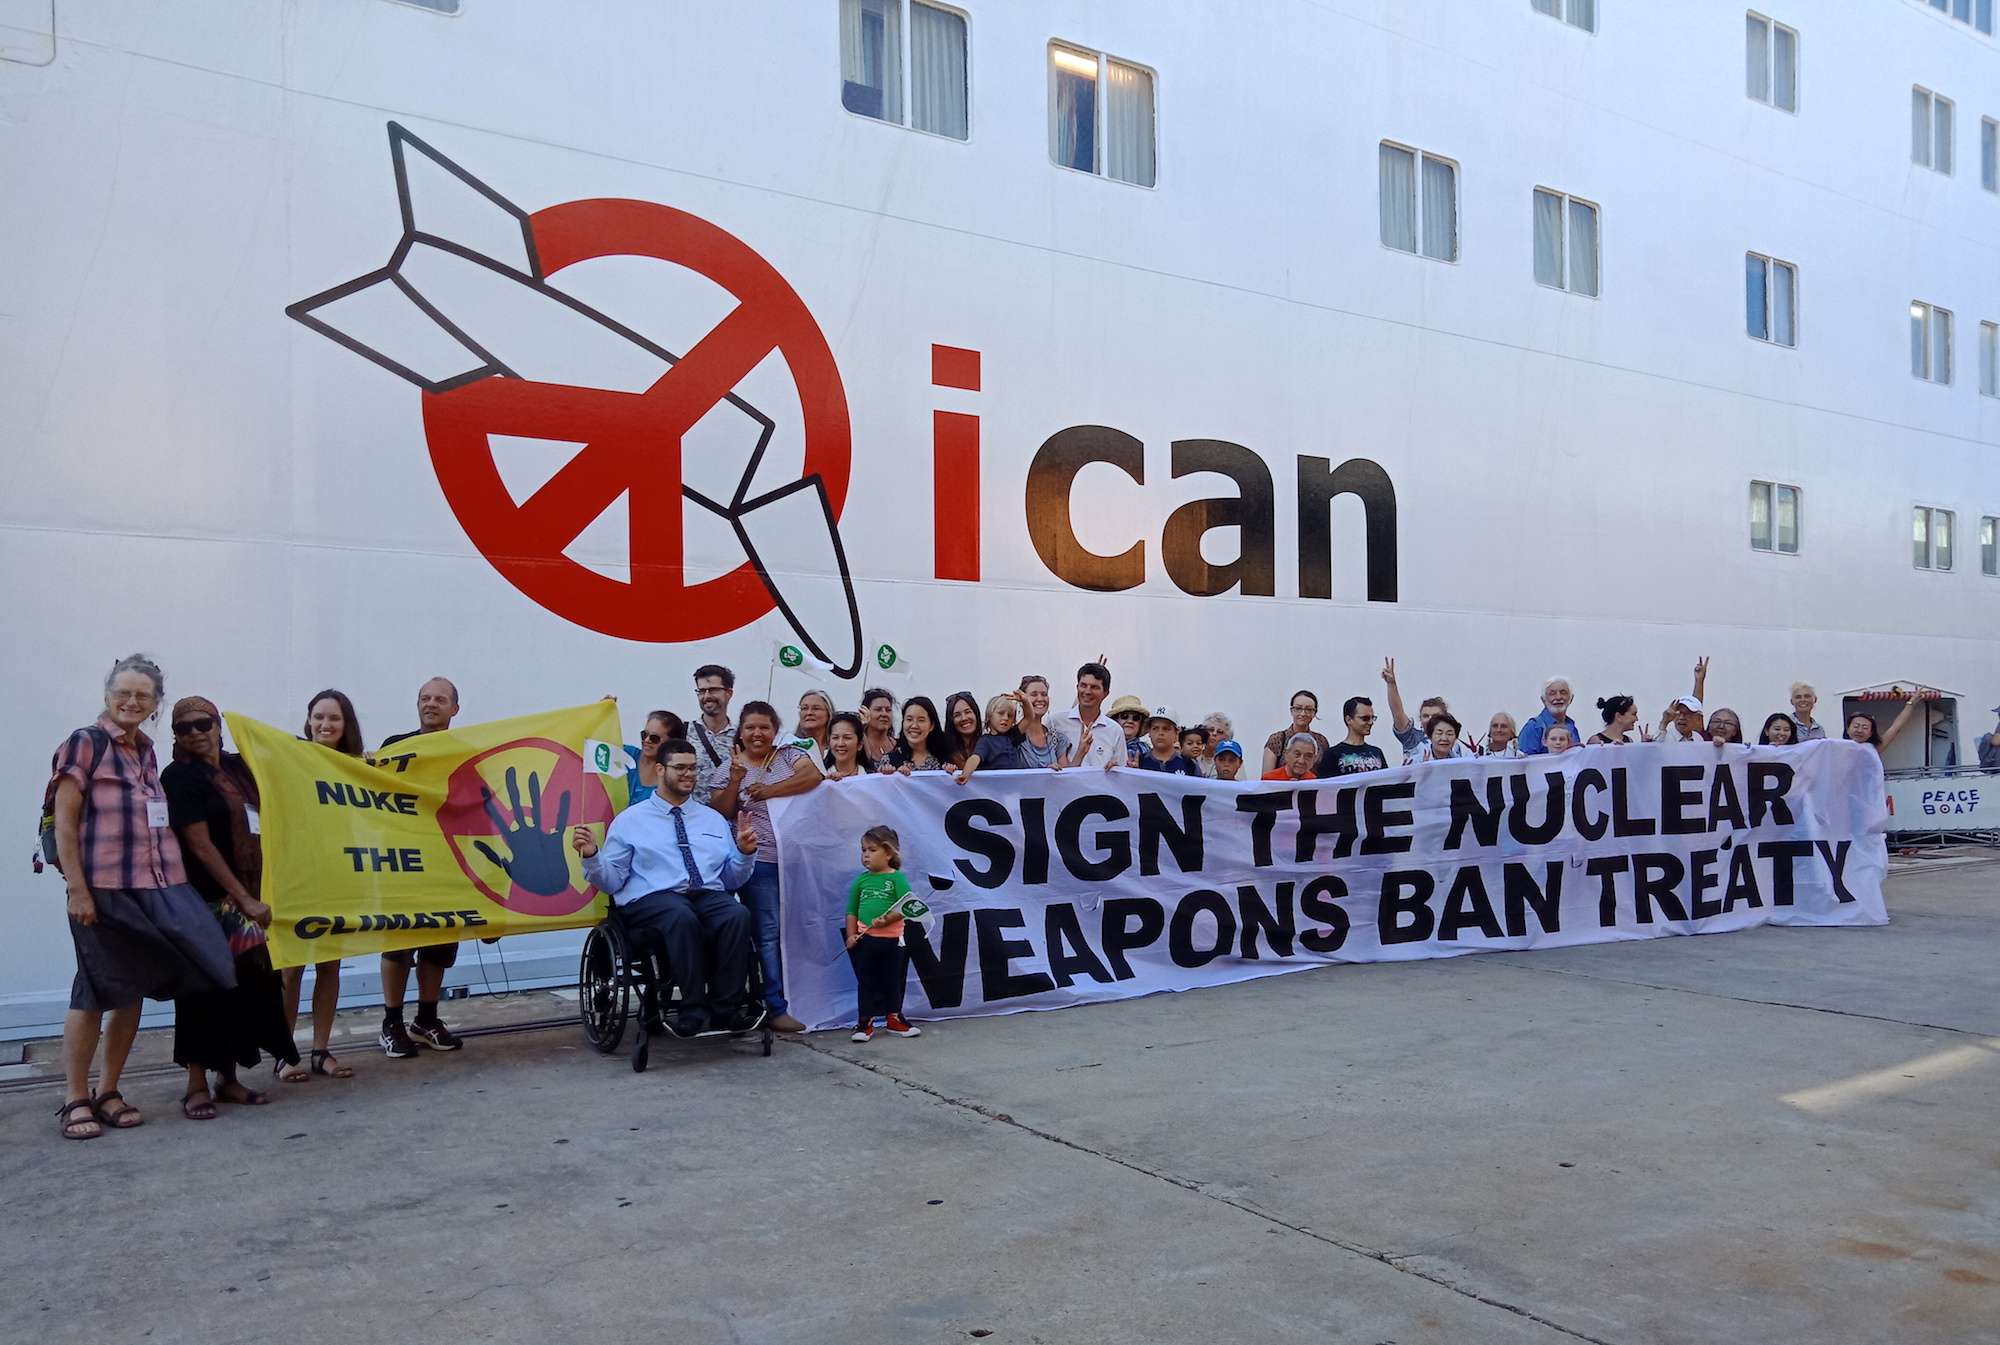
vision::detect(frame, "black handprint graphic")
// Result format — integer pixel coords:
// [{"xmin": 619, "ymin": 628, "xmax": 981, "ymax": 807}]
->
[{"xmin": 474, "ymin": 766, "xmax": 574, "ymax": 896}]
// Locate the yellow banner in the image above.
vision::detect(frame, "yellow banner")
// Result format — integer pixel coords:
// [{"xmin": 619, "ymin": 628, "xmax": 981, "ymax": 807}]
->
[{"xmin": 228, "ymin": 703, "xmax": 628, "ymax": 968}]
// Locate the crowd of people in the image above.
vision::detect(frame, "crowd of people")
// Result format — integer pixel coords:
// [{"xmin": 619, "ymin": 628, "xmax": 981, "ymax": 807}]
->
[{"xmin": 42, "ymin": 649, "xmax": 1964, "ymax": 1141}]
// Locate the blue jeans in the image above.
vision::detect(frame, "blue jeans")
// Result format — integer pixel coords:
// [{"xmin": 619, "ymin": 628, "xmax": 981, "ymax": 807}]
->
[{"xmin": 739, "ymin": 861, "xmax": 786, "ymax": 1013}]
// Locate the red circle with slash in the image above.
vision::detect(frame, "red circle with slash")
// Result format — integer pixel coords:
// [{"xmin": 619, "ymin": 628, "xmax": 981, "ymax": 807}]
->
[
  {"xmin": 420, "ymin": 200, "xmax": 852, "ymax": 640},
  {"xmin": 437, "ymin": 738, "xmax": 615, "ymax": 916}
]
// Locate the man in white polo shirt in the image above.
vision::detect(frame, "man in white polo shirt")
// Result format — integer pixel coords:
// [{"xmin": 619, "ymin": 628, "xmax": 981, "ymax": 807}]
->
[{"xmin": 1061, "ymin": 661, "xmax": 1127, "ymax": 771}]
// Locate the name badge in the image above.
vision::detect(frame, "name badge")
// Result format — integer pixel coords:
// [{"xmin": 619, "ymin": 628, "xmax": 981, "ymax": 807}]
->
[
  {"xmin": 145, "ymin": 798, "xmax": 169, "ymax": 829},
  {"xmin": 244, "ymin": 805, "xmax": 261, "ymax": 836}
]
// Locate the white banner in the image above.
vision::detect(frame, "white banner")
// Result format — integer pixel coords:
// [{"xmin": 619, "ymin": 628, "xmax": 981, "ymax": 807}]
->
[{"xmin": 772, "ymin": 740, "xmax": 1889, "ymax": 1032}]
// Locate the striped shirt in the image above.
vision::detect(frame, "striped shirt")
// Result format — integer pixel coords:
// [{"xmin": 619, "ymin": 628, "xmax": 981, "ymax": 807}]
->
[{"xmin": 52, "ymin": 715, "xmax": 188, "ymax": 891}]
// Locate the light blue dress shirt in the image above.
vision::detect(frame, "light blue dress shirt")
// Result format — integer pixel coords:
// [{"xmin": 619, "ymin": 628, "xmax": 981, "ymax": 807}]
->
[{"xmin": 581, "ymin": 790, "xmax": 754, "ymax": 901}]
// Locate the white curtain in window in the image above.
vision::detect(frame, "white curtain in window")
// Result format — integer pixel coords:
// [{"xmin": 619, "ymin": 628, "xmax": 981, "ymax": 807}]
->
[
  {"xmin": 1772, "ymin": 25, "xmax": 1796, "ymax": 111},
  {"xmin": 1930, "ymin": 307, "xmax": 1952, "ymax": 382},
  {"xmin": 910, "ymin": 3, "xmax": 968, "ymax": 140},
  {"xmin": 1380, "ymin": 146, "xmax": 1417, "ymax": 253},
  {"xmin": 1913, "ymin": 89, "xmax": 1932, "ymax": 166},
  {"xmin": 1912, "ymin": 303, "xmax": 1930, "ymax": 379},
  {"xmin": 1746, "ymin": 256, "xmax": 1768, "ymax": 340},
  {"xmin": 1567, "ymin": 199, "xmax": 1599, "ymax": 296},
  {"xmin": 1936, "ymin": 511, "xmax": 1955, "ymax": 569},
  {"xmin": 840, "ymin": 0, "xmax": 902, "ymax": 124},
  {"xmin": 1746, "ymin": 16, "xmax": 1770, "ymax": 103},
  {"xmin": 1103, "ymin": 60, "xmax": 1156, "ymax": 186},
  {"xmin": 1749, "ymin": 483, "xmax": 1772, "ymax": 550},
  {"xmin": 1914, "ymin": 508, "xmax": 1931, "ymax": 568},
  {"xmin": 1935, "ymin": 98, "xmax": 1954, "ymax": 174},
  {"xmin": 1772, "ymin": 262, "xmax": 1795, "ymax": 345},
  {"xmin": 1775, "ymin": 486, "xmax": 1799, "ymax": 552},
  {"xmin": 1533, "ymin": 189, "xmax": 1563, "ymax": 287},
  {"xmin": 1420, "ymin": 156, "xmax": 1455, "ymax": 261}
]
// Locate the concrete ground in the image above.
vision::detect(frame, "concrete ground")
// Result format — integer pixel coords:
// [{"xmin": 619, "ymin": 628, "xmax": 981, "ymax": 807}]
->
[{"xmin": 3, "ymin": 853, "xmax": 1996, "ymax": 1345}]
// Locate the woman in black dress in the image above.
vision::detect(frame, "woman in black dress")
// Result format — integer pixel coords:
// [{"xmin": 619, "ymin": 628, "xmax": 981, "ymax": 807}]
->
[{"xmin": 161, "ymin": 696, "xmax": 300, "ymax": 1115}]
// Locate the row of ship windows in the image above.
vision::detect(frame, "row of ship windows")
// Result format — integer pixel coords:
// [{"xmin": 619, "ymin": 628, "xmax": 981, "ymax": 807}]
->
[{"xmin": 1750, "ymin": 485, "xmax": 2000, "ymax": 577}]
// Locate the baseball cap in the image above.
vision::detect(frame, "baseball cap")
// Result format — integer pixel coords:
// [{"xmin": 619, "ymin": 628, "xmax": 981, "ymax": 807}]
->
[
  {"xmin": 1214, "ymin": 738, "xmax": 1244, "ymax": 759},
  {"xmin": 1108, "ymin": 695, "xmax": 1147, "ymax": 718},
  {"xmin": 1674, "ymin": 696, "xmax": 1703, "ymax": 712},
  {"xmin": 1146, "ymin": 705, "xmax": 1178, "ymax": 727}
]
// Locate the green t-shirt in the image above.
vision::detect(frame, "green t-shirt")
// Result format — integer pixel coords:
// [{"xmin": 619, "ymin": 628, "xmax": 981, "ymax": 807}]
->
[{"xmin": 848, "ymin": 869, "xmax": 913, "ymax": 926}]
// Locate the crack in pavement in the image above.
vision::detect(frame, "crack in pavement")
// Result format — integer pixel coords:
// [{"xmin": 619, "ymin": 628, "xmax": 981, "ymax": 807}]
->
[
  {"xmin": 787, "ymin": 1036, "xmax": 1618, "ymax": 1345},
  {"xmin": 1482, "ymin": 960, "xmax": 1992, "ymax": 1038}
]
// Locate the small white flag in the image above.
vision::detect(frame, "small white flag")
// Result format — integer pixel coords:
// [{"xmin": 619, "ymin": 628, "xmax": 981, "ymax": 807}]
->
[{"xmin": 583, "ymin": 739, "xmax": 628, "ymax": 776}]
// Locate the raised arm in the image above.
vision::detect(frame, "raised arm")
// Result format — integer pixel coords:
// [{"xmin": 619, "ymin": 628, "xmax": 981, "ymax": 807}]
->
[
  {"xmin": 1878, "ymin": 692, "xmax": 1924, "ymax": 749},
  {"xmin": 1691, "ymin": 656, "xmax": 1709, "ymax": 703},
  {"xmin": 1382, "ymin": 658, "xmax": 1411, "ymax": 735}
]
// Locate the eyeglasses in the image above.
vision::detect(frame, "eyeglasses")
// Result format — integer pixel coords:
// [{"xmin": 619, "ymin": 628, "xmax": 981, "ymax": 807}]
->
[
  {"xmin": 639, "ymin": 731, "xmax": 665, "ymax": 743},
  {"xmin": 172, "ymin": 716, "xmax": 216, "ymax": 736},
  {"xmin": 663, "ymin": 760, "xmax": 698, "ymax": 773}
]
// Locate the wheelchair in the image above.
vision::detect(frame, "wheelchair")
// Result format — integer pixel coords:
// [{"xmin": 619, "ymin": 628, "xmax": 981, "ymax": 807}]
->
[{"xmin": 576, "ymin": 900, "xmax": 775, "ymax": 1072}]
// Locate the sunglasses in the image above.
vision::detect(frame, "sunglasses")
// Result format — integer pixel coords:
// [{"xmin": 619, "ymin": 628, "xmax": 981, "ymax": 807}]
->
[
  {"xmin": 639, "ymin": 731, "xmax": 665, "ymax": 743},
  {"xmin": 172, "ymin": 716, "xmax": 216, "ymax": 736}
]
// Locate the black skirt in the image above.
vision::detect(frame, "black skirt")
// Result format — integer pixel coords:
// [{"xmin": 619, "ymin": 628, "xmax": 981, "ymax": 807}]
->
[
  {"xmin": 68, "ymin": 884, "xmax": 236, "ymax": 1012},
  {"xmin": 175, "ymin": 944, "xmax": 300, "ymax": 1070}
]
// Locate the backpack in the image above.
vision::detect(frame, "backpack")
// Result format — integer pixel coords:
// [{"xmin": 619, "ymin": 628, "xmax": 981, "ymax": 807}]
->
[{"xmin": 36, "ymin": 727, "xmax": 110, "ymax": 874}]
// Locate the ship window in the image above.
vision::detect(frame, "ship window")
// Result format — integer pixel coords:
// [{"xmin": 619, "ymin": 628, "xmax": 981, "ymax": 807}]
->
[
  {"xmin": 1912, "ymin": 301, "xmax": 1953, "ymax": 383},
  {"xmin": 1378, "ymin": 145, "xmax": 1457, "ymax": 261},
  {"xmin": 1531, "ymin": 0, "xmax": 1595, "ymax": 33},
  {"xmin": 1746, "ymin": 255, "xmax": 1797, "ymax": 346},
  {"xmin": 1533, "ymin": 189, "xmax": 1599, "ymax": 296},
  {"xmin": 1924, "ymin": 0, "xmax": 1994, "ymax": 36},
  {"xmin": 1914, "ymin": 506, "xmax": 1955, "ymax": 570},
  {"xmin": 1913, "ymin": 87, "xmax": 1954, "ymax": 173},
  {"xmin": 840, "ymin": 0, "xmax": 970, "ymax": 140},
  {"xmin": 1983, "ymin": 118, "xmax": 1998, "ymax": 190},
  {"xmin": 1981, "ymin": 321, "xmax": 1999, "ymax": 395},
  {"xmin": 391, "ymin": 0, "xmax": 460, "ymax": 10},
  {"xmin": 1049, "ymin": 44, "xmax": 1155, "ymax": 186},
  {"xmin": 1750, "ymin": 483, "xmax": 1801, "ymax": 554},
  {"xmin": 1746, "ymin": 14, "xmax": 1798, "ymax": 112},
  {"xmin": 1982, "ymin": 516, "xmax": 1998, "ymax": 576}
]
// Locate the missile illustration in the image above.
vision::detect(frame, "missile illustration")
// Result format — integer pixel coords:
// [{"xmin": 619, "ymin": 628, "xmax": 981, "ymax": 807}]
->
[{"xmin": 286, "ymin": 122, "xmax": 863, "ymax": 677}]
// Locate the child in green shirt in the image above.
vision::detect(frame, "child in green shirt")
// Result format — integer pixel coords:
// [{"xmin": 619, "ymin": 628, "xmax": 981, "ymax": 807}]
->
[{"xmin": 845, "ymin": 825, "xmax": 921, "ymax": 1043}]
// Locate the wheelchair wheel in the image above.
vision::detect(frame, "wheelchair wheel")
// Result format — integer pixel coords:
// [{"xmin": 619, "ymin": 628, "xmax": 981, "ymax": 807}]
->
[{"xmin": 578, "ymin": 922, "xmax": 629, "ymax": 1054}]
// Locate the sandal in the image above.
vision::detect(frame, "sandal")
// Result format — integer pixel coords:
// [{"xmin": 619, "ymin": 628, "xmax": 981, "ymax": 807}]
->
[
  {"xmin": 180, "ymin": 1089, "xmax": 218, "ymax": 1121},
  {"xmin": 215, "ymin": 1078, "xmax": 270, "ymax": 1106},
  {"xmin": 310, "ymin": 1049, "xmax": 354, "ymax": 1079},
  {"xmin": 275, "ymin": 1057, "xmax": 308, "ymax": 1083},
  {"xmin": 91, "ymin": 1090, "xmax": 143, "ymax": 1129},
  {"xmin": 57, "ymin": 1097, "xmax": 102, "ymax": 1140}
]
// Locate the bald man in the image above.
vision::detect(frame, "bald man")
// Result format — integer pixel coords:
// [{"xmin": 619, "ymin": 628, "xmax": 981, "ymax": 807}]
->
[{"xmin": 376, "ymin": 677, "xmax": 466, "ymax": 1057}]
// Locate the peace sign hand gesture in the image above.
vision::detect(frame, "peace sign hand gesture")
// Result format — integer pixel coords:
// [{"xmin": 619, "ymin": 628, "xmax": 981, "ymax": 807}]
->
[{"xmin": 735, "ymin": 819, "xmax": 759, "ymax": 855}]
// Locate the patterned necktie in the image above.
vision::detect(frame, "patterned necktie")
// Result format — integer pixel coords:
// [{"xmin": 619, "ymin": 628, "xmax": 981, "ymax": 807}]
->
[{"xmin": 669, "ymin": 806, "xmax": 704, "ymax": 890}]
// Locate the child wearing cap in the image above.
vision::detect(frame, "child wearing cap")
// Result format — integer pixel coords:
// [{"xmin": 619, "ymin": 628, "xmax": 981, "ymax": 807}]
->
[
  {"xmin": 845, "ymin": 825, "xmax": 921, "ymax": 1043},
  {"xmin": 1212, "ymin": 739, "xmax": 1245, "ymax": 781},
  {"xmin": 1136, "ymin": 708, "xmax": 1201, "ymax": 775}
]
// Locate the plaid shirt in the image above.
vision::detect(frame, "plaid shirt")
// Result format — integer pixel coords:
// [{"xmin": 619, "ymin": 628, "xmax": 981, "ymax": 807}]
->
[{"xmin": 52, "ymin": 715, "xmax": 188, "ymax": 891}]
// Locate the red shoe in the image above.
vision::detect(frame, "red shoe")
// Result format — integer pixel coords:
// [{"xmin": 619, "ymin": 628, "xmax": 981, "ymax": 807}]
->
[
  {"xmin": 883, "ymin": 1014, "xmax": 921, "ymax": 1038},
  {"xmin": 850, "ymin": 1019, "xmax": 875, "ymax": 1043}
]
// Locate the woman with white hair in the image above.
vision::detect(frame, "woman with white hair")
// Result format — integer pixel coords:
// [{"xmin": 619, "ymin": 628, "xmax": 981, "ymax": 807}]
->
[
  {"xmin": 1482, "ymin": 712, "xmax": 1524, "ymax": 758},
  {"xmin": 1519, "ymin": 678, "xmax": 1581, "ymax": 755},
  {"xmin": 1198, "ymin": 712, "xmax": 1233, "ymax": 778}
]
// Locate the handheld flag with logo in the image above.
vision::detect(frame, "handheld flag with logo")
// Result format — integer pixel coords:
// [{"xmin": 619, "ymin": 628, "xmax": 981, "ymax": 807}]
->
[{"xmin": 229, "ymin": 702, "xmax": 628, "ymax": 968}]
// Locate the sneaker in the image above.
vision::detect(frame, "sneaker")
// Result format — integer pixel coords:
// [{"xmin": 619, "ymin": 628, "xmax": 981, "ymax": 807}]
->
[
  {"xmin": 379, "ymin": 1021, "xmax": 418, "ymax": 1058},
  {"xmin": 850, "ymin": 1020, "xmax": 875, "ymax": 1043},
  {"xmin": 408, "ymin": 1019, "xmax": 463, "ymax": 1051},
  {"xmin": 883, "ymin": 1014, "xmax": 922, "ymax": 1038}
]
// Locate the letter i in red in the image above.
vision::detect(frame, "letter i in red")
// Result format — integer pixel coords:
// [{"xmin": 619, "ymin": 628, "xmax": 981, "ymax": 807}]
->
[{"xmin": 932, "ymin": 344, "xmax": 980, "ymax": 582}]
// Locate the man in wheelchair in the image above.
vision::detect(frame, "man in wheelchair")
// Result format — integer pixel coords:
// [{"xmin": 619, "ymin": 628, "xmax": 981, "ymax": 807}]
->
[{"xmin": 571, "ymin": 739, "xmax": 767, "ymax": 1037}]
